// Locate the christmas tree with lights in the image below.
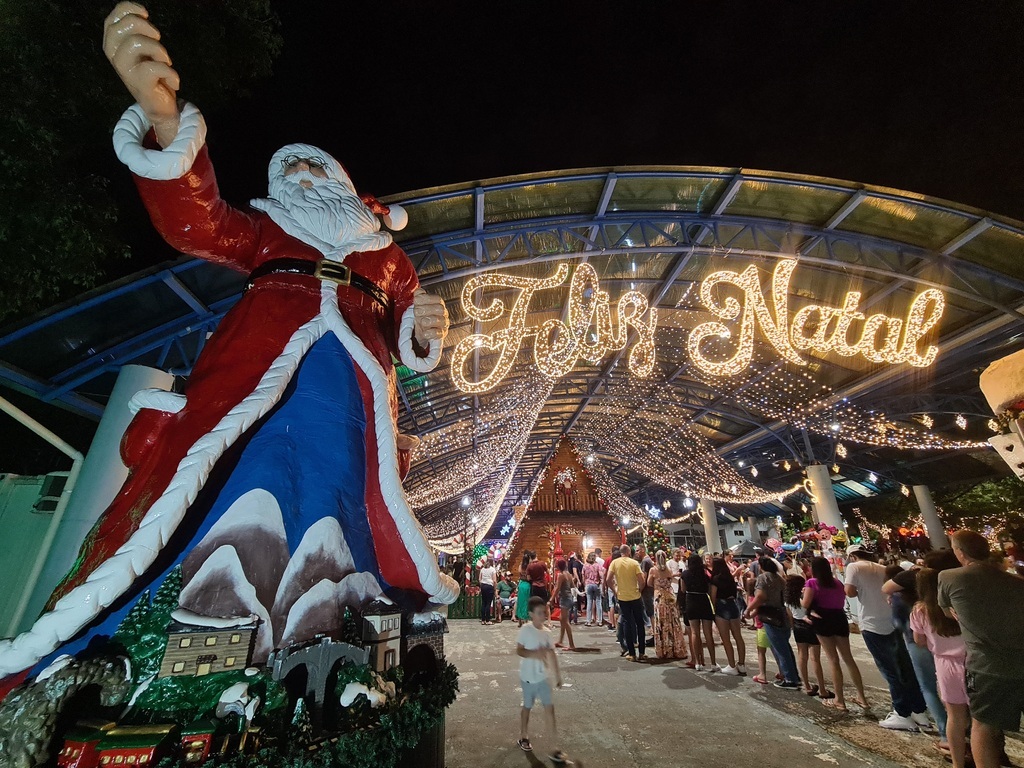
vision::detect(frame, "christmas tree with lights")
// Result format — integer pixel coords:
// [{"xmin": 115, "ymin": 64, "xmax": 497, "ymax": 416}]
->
[{"xmin": 646, "ymin": 519, "xmax": 671, "ymax": 555}]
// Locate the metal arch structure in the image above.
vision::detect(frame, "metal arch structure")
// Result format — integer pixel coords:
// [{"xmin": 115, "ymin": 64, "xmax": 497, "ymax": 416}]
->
[{"xmin": 1, "ymin": 166, "xmax": 1023, "ymax": 538}]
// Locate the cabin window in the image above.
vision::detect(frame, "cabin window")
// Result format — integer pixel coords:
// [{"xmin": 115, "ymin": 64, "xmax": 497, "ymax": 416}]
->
[
  {"xmin": 172, "ymin": 662, "xmax": 186, "ymax": 673},
  {"xmin": 127, "ymin": 756, "xmax": 137, "ymax": 764},
  {"xmin": 178, "ymin": 638, "xmax": 191, "ymax": 648},
  {"xmin": 100, "ymin": 757, "xmax": 111, "ymax": 765},
  {"xmin": 139, "ymin": 757, "xmax": 149, "ymax": 764},
  {"xmin": 225, "ymin": 657, "xmax": 236, "ymax": 667},
  {"xmin": 230, "ymin": 633, "xmax": 241, "ymax": 644},
  {"xmin": 205, "ymin": 636, "xmax": 217, "ymax": 646},
  {"xmin": 114, "ymin": 756, "xmax": 124, "ymax": 764}
]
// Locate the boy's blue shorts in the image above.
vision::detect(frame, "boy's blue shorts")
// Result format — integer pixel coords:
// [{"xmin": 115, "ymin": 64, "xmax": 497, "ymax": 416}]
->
[{"xmin": 521, "ymin": 679, "xmax": 552, "ymax": 709}]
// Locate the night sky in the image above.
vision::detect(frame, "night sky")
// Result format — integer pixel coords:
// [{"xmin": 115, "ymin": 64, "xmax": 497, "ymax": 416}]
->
[
  {"xmin": 186, "ymin": 2, "xmax": 1024, "ymax": 224},
  {"xmin": 4, "ymin": 1, "xmax": 1024, "ymax": 473}
]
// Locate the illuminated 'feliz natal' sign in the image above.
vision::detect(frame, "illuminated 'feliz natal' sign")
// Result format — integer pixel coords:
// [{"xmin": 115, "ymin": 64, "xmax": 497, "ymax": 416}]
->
[
  {"xmin": 451, "ymin": 263, "xmax": 657, "ymax": 393},
  {"xmin": 450, "ymin": 258, "xmax": 945, "ymax": 392},
  {"xmin": 688, "ymin": 259, "xmax": 945, "ymax": 376}
]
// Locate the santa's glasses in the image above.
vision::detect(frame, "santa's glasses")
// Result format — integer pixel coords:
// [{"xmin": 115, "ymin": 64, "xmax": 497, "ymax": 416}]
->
[{"xmin": 281, "ymin": 155, "xmax": 329, "ymax": 178}]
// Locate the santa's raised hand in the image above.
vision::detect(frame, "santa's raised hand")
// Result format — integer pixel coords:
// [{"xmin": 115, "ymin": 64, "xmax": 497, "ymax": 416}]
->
[
  {"xmin": 413, "ymin": 289, "xmax": 449, "ymax": 345},
  {"xmin": 103, "ymin": 2, "xmax": 180, "ymax": 147}
]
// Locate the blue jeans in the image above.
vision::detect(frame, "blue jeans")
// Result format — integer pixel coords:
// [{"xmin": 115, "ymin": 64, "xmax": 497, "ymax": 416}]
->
[
  {"xmin": 862, "ymin": 629, "xmax": 928, "ymax": 717},
  {"xmin": 586, "ymin": 584, "xmax": 603, "ymax": 624},
  {"xmin": 618, "ymin": 598, "xmax": 647, "ymax": 657},
  {"xmin": 762, "ymin": 622, "xmax": 800, "ymax": 684},
  {"xmin": 894, "ymin": 613, "xmax": 946, "ymax": 738}
]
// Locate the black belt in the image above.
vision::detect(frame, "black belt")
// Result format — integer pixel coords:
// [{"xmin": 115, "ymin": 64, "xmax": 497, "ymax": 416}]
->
[{"xmin": 246, "ymin": 258, "xmax": 390, "ymax": 310}]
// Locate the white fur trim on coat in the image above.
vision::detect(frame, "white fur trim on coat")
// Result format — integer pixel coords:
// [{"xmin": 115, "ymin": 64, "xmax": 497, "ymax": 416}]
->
[
  {"xmin": 0, "ymin": 287, "xmax": 457, "ymax": 677},
  {"xmin": 112, "ymin": 102, "xmax": 206, "ymax": 181},
  {"xmin": 397, "ymin": 305, "xmax": 442, "ymax": 373},
  {"xmin": 128, "ymin": 389, "xmax": 186, "ymax": 416}
]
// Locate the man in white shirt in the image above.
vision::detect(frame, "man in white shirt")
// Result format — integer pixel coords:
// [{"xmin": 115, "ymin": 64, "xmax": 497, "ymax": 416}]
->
[
  {"xmin": 666, "ymin": 548, "xmax": 683, "ymax": 595},
  {"xmin": 845, "ymin": 545, "xmax": 928, "ymax": 731}
]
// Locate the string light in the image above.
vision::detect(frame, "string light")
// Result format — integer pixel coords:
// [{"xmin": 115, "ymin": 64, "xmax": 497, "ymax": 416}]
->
[
  {"xmin": 574, "ymin": 380, "xmax": 800, "ymax": 504},
  {"xmin": 750, "ymin": 466, "xmax": 759, "ymax": 477},
  {"xmin": 901, "ymin": 484, "xmax": 911, "ymax": 497},
  {"xmin": 988, "ymin": 418, "xmax": 1001, "ymax": 433},
  {"xmin": 451, "ymin": 262, "xmax": 657, "ymax": 393},
  {"xmin": 836, "ymin": 443, "xmax": 847, "ymax": 458},
  {"xmin": 831, "ymin": 463, "xmax": 840, "ymax": 474},
  {"xmin": 920, "ymin": 414, "xmax": 934, "ymax": 429},
  {"xmin": 688, "ymin": 259, "xmax": 945, "ymax": 376},
  {"xmin": 956, "ymin": 414, "xmax": 968, "ymax": 430}
]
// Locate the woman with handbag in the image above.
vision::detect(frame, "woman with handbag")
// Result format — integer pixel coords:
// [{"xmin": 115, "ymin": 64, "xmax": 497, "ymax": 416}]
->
[
  {"xmin": 682, "ymin": 554, "xmax": 719, "ymax": 671},
  {"xmin": 745, "ymin": 557, "xmax": 802, "ymax": 689},
  {"xmin": 803, "ymin": 556, "xmax": 869, "ymax": 711}
]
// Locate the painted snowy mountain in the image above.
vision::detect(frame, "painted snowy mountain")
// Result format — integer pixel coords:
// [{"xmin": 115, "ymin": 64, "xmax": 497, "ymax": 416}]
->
[{"xmin": 179, "ymin": 489, "xmax": 381, "ymax": 661}]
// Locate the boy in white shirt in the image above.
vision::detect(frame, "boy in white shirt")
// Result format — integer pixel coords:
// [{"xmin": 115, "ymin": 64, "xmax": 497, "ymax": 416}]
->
[{"xmin": 517, "ymin": 596, "xmax": 570, "ymax": 763}]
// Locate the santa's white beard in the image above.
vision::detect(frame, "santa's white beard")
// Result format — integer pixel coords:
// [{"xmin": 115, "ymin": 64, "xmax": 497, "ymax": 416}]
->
[{"xmin": 251, "ymin": 172, "xmax": 392, "ymax": 259}]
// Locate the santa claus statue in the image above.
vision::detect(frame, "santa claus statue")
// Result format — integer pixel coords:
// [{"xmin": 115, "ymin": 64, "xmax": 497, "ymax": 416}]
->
[{"xmin": 0, "ymin": 1, "xmax": 458, "ymax": 686}]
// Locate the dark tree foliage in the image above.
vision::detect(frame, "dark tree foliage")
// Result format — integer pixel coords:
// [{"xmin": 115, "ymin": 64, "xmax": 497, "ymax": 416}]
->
[{"xmin": 0, "ymin": 0, "xmax": 280, "ymax": 322}]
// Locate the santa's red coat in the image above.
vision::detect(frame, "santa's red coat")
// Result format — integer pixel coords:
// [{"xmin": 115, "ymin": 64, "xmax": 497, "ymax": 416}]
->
[{"xmin": 45, "ymin": 145, "xmax": 437, "ymax": 612}]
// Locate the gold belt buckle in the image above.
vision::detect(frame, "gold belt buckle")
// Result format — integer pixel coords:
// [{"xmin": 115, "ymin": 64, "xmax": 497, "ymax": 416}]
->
[{"xmin": 314, "ymin": 260, "xmax": 351, "ymax": 286}]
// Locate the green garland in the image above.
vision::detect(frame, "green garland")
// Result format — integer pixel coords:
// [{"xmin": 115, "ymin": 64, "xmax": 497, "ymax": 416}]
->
[{"xmin": 216, "ymin": 661, "xmax": 459, "ymax": 768}]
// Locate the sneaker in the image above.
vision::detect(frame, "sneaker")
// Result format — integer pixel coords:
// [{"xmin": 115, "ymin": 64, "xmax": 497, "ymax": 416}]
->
[
  {"xmin": 737, "ymin": 664, "xmax": 748, "ymax": 676},
  {"xmin": 878, "ymin": 711, "xmax": 919, "ymax": 731},
  {"xmin": 911, "ymin": 711, "xmax": 932, "ymax": 729},
  {"xmin": 720, "ymin": 665, "xmax": 741, "ymax": 676},
  {"xmin": 694, "ymin": 664, "xmax": 706, "ymax": 672},
  {"xmin": 708, "ymin": 664, "xmax": 721, "ymax": 673},
  {"xmin": 774, "ymin": 680, "xmax": 801, "ymax": 690}
]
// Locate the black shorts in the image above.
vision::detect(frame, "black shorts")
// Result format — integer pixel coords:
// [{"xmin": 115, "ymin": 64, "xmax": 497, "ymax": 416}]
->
[
  {"xmin": 685, "ymin": 592, "xmax": 714, "ymax": 622},
  {"xmin": 967, "ymin": 669, "xmax": 1024, "ymax": 732},
  {"xmin": 792, "ymin": 620, "xmax": 819, "ymax": 646},
  {"xmin": 530, "ymin": 585, "xmax": 549, "ymax": 602},
  {"xmin": 811, "ymin": 607, "xmax": 849, "ymax": 638}
]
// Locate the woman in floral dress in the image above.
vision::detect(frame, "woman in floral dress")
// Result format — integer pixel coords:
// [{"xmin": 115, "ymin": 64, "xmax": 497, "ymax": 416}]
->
[{"xmin": 648, "ymin": 550, "xmax": 688, "ymax": 659}]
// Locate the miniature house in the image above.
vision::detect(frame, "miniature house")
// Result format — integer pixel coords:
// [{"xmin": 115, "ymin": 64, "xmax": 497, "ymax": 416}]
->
[
  {"xmin": 157, "ymin": 621, "xmax": 257, "ymax": 678},
  {"xmin": 361, "ymin": 601, "xmax": 402, "ymax": 673}
]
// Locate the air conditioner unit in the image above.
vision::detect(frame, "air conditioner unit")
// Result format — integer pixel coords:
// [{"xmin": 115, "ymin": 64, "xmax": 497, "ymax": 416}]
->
[{"xmin": 33, "ymin": 472, "xmax": 70, "ymax": 514}]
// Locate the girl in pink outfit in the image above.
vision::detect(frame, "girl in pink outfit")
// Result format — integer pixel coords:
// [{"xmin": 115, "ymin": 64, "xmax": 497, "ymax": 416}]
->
[{"xmin": 911, "ymin": 568, "xmax": 969, "ymax": 768}]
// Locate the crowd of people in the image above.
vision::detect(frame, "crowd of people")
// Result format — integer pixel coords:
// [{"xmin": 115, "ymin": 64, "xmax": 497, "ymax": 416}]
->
[{"xmin": 495, "ymin": 530, "xmax": 1024, "ymax": 768}]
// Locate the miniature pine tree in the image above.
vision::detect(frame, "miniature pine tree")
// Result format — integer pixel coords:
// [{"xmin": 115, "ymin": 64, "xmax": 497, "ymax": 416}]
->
[
  {"xmin": 340, "ymin": 607, "xmax": 362, "ymax": 646},
  {"xmin": 116, "ymin": 591, "xmax": 152, "ymax": 635},
  {"xmin": 290, "ymin": 698, "xmax": 314, "ymax": 745},
  {"xmin": 152, "ymin": 566, "xmax": 183, "ymax": 621}
]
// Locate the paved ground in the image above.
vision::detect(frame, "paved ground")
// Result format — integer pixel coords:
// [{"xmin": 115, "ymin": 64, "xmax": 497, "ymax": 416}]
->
[{"xmin": 443, "ymin": 619, "xmax": 1024, "ymax": 768}]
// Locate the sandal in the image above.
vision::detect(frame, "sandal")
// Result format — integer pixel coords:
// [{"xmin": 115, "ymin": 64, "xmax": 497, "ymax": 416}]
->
[
  {"xmin": 752, "ymin": 675, "xmax": 769, "ymax": 684},
  {"xmin": 818, "ymin": 690, "xmax": 836, "ymax": 700},
  {"xmin": 517, "ymin": 738, "xmax": 532, "ymax": 752},
  {"xmin": 550, "ymin": 750, "xmax": 574, "ymax": 766},
  {"xmin": 805, "ymin": 685, "xmax": 819, "ymax": 696}
]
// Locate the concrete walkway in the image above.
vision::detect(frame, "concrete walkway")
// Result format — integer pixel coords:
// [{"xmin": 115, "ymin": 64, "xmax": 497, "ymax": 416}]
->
[{"xmin": 443, "ymin": 619, "xmax": 1024, "ymax": 768}]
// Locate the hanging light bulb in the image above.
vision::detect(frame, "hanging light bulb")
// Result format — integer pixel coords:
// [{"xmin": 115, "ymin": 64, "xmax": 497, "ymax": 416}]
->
[
  {"xmin": 988, "ymin": 418, "xmax": 1000, "ymax": 433},
  {"xmin": 831, "ymin": 463, "xmax": 840, "ymax": 474},
  {"xmin": 900, "ymin": 484, "xmax": 911, "ymax": 497},
  {"xmin": 868, "ymin": 472, "xmax": 878, "ymax": 483},
  {"xmin": 920, "ymin": 414, "xmax": 934, "ymax": 429},
  {"xmin": 955, "ymin": 414, "xmax": 968, "ymax": 430},
  {"xmin": 750, "ymin": 466, "xmax": 759, "ymax": 478},
  {"xmin": 836, "ymin": 443, "xmax": 847, "ymax": 458}
]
